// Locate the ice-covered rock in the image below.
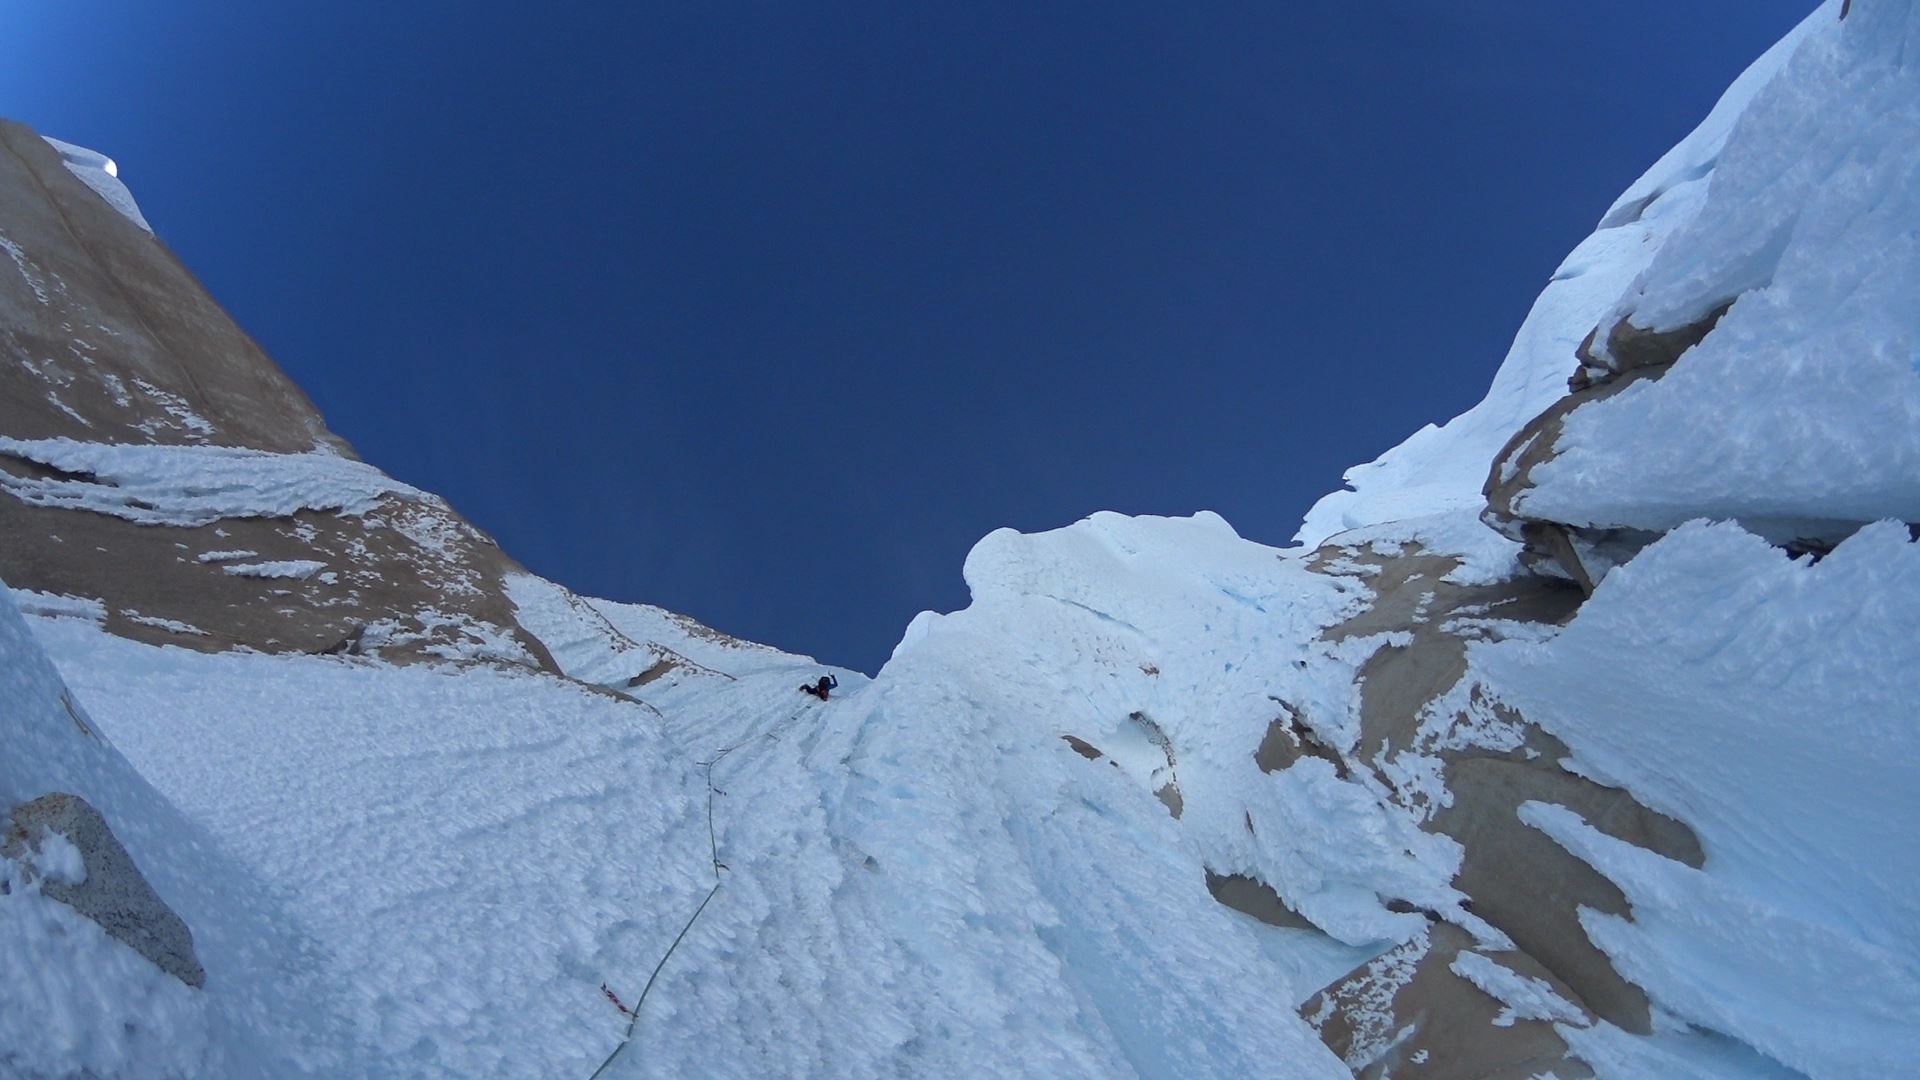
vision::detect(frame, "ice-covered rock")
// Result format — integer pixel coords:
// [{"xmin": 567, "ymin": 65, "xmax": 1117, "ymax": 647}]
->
[
  {"xmin": 0, "ymin": 119, "xmax": 565, "ymax": 665},
  {"xmin": 1487, "ymin": 0, "xmax": 1920, "ymax": 580}
]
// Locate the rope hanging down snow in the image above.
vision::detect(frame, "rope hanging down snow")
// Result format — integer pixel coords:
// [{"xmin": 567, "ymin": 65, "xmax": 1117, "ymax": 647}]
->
[{"xmin": 583, "ymin": 737, "xmax": 751, "ymax": 1080}]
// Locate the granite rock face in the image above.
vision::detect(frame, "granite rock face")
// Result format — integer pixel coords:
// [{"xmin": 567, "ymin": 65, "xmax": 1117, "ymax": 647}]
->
[
  {"xmin": 4, "ymin": 791, "xmax": 206, "ymax": 988},
  {"xmin": 0, "ymin": 120, "xmax": 338, "ymax": 454},
  {"xmin": 0, "ymin": 118, "xmax": 554, "ymax": 668}
]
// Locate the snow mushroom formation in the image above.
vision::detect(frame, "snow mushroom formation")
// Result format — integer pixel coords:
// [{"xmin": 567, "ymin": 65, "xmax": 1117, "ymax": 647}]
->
[{"xmin": 0, "ymin": 1, "xmax": 1913, "ymax": 1076}]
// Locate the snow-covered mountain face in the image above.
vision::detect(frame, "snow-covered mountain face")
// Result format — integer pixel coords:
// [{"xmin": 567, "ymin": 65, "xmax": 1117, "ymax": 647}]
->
[{"xmin": 2, "ymin": 2, "xmax": 1913, "ymax": 1077}]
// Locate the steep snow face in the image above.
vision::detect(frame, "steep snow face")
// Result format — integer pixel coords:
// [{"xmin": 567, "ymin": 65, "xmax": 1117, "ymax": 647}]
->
[
  {"xmin": 605, "ymin": 512, "xmax": 1391, "ymax": 1078},
  {"xmin": 29, "ymin": 610, "xmax": 720, "ymax": 1078},
  {"xmin": 1476, "ymin": 521, "xmax": 1920, "ymax": 1078},
  {"xmin": 41, "ymin": 136, "xmax": 152, "ymax": 233},
  {"xmin": 1513, "ymin": 1, "xmax": 1920, "ymax": 536},
  {"xmin": 925, "ymin": 511, "xmax": 1469, "ymax": 946},
  {"xmin": 1295, "ymin": 3, "xmax": 1831, "ymax": 547},
  {"xmin": 0, "ymin": 578, "xmax": 325, "ymax": 1077},
  {"xmin": 33, "ymin": 533, "xmax": 1373, "ymax": 1078},
  {"xmin": 1287, "ymin": 4, "xmax": 1920, "ymax": 1073}
]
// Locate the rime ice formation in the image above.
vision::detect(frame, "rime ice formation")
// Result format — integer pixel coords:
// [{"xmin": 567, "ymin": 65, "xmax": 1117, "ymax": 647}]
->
[
  {"xmin": 41, "ymin": 136, "xmax": 151, "ymax": 233},
  {"xmin": 3, "ymin": 3, "xmax": 1912, "ymax": 1076}
]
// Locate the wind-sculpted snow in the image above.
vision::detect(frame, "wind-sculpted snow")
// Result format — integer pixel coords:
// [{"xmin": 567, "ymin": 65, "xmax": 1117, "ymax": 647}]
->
[
  {"xmin": 1521, "ymin": 2, "xmax": 1920, "ymax": 537},
  {"xmin": 1476, "ymin": 521, "xmax": 1920, "ymax": 1077},
  {"xmin": 0, "ymin": 436, "xmax": 430, "ymax": 526},
  {"xmin": 29, "ymin": 611, "xmax": 712, "ymax": 1078},
  {"xmin": 27, "ymin": 510, "xmax": 1509, "ymax": 1077},
  {"xmin": 0, "ymin": 578, "xmax": 322, "ymax": 1077},
  {"xmin": 949, "ymin": 512, "xmax": 1490, "ymax": 946},
  {"xmin": 1294, "ymin": 4, "xmax": 1827, "ymax": 547}
]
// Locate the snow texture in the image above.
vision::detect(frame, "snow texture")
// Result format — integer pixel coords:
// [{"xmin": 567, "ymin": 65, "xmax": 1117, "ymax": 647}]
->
[
  {"xmin": 9, "ymin": 588, "xmax": 106, "ymax": 623},
  {"xmin": 25, "ymin": 515, "xmax": 1458, "ymax": 1078},
  {"xmin": 195, "ymin": 549, "xmax": 258, "ymax": 563},
  {"xmin": 357, "ymin": 608, "xmax": 536, "ymax": 665},
  {"xmin": 121, "ymin": 611, "xmax": 209, "ymax": 636},
  {"xmin": 935, "ymin": 511, "xmax": 1479, "ymax": 947},
  {"xmin": 26, "ymin": 607, "xmax": 712, "ymax": 1078},
  {"xmin": 41, "ymin": 136, "xmax": 153, "ymax": 233},
  {"xmin": 23, "ymin": 830, "xmax": 88, "ymax": 886},
  {"xmin": 0, "ymin": 576, "xmax": 319, "ymax": 1077},
  {"xmin": 0, "ymin": 437, "xmax": 428, "ymax": 526},
  {"xmin": 1522, "ymin": 2, "xmax": 1920, "ymax": 536},
  {"xmin": 1478, "ymin": 521, "xmax": 1920, "ymax": 1078}
]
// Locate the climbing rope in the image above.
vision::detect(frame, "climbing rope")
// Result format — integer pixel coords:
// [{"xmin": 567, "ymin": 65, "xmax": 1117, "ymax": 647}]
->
[
  {"xmin": 582, "ymin": 738, "xmax": 749, "ymax": 1079},
  {"xmin": 584, "ymin": 680, "xmax": 833, "ymax": 1078}
]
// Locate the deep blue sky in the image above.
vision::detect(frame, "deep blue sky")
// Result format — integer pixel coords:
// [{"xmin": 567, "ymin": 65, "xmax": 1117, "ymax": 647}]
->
[{"xmin": 5, "ymin": 2, "xmax": 1816, "ymax": 672}]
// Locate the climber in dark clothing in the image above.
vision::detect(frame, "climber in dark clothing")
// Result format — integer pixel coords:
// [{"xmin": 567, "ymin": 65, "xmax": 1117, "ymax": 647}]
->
[{"xmin": 800, "ymin": 674, "xmax": 838, "ymax": 701}]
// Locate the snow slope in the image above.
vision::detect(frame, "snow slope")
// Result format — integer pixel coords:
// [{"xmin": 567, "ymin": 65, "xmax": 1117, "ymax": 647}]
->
[
  {"xmin": 0, "ymin": 577, "xmax": 325, "ymax": 1078},
  {"xmin": 1478, "ymin": 521, "xmax": 1920, "ymax": 1079},
  {"xmin": 28, "ymin": 606, "xmax": 714, "ymax": 1078},
  {"xmin": 34, "ymin": 524, "xmax": 1384, "ymax": 1077}
]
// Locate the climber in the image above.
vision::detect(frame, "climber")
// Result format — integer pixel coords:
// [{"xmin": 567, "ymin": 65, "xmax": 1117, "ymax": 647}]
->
[{"xmin": 800, "ymin": 674, "xmax": 838, "ymax": 701}]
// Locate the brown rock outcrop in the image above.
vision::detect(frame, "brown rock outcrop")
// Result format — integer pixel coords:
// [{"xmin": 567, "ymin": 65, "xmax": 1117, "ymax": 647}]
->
[
  {"xmin": 1277, "ymin": 536, "xmax": 1704, "ymax": 1064},
  {"xmin": 0, "ymin": 118, "xmax": 555, "ymax": 668},
  {"xmin": 1304, "ymin": 921, "xmax": 1595, "ymax": 1079},
  {"xmin": 0, "ymin": 121, "xmax": 339, "ymax": 453}
]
